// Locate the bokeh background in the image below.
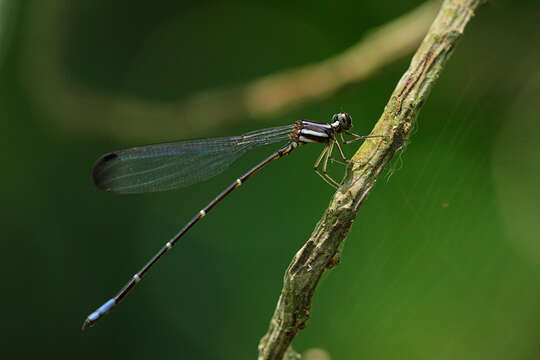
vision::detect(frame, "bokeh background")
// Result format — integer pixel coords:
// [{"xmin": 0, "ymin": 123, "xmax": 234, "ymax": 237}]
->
[{"xmin": 2, "ymin": 0, "xmax": 540, "ymax": 359}]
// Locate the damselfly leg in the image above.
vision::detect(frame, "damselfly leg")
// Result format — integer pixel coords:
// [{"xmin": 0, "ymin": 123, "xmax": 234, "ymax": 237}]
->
[
  {"xmin": 316, "ymin": 132, "xmax": 384, "ymax": 187},
  {"xmin": 314, "ymin": 139, "xmax": 346, "ymax": 188},
  {"xmin": 340, "ymin": 131, "xmax": 382, "ymax": 145}
]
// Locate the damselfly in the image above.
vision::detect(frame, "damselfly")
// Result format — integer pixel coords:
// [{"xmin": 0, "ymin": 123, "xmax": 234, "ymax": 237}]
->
[{"xmin": 82, "ymin": 112, "xmax": 378, "ymax": 329}]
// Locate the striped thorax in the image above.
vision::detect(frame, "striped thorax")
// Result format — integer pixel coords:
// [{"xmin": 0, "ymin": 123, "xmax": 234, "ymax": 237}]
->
[{"xmin": 291, "ymin": 112, "xmax": 352, "ymax": 145}]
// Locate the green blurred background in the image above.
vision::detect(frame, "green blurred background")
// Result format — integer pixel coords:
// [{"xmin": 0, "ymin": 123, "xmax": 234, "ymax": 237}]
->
[{"xmin": 2, "ymin": 0, "xmax": 540, "ymax": 359}]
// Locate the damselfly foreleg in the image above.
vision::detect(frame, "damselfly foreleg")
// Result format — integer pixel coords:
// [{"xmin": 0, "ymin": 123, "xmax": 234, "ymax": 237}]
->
[{"xmin": 314, "ymin": 141, "xmax": 341, "ymax": 188}]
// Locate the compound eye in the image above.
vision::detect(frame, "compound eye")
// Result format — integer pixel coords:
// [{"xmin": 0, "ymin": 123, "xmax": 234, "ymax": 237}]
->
[
  {"xmin": 343, "ymin": 113, "xmax": 352, "ymax": 128},
  {"xmin": 335, "ymin": 112, "xmax": 351, "ymax": 129},
  {"xmin": 331, "ymin": 112, "xmax": 352, "ymax": 130}
]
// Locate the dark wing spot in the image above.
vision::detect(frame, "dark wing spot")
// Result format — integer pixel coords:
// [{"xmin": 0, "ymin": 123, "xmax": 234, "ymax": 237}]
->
[
  {"xmin": 92, "ymin": 152, "xmax": 119, "ymax": 190},
  {"xmin": 102, "ymin": 153, "xmax": 118, "ymax": 162}
]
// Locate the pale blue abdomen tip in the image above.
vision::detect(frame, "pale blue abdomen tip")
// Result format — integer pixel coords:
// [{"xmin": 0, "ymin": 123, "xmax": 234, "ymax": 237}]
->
[
  {"xmin": 99, "ymin": 298, "xmax": 116, "ymax": 314},
  {"xmin": 87, "ymin": 299, "xmax": 116, "ymax": 322},
  {"xmin": 87, "ymin": 311, "xmax": 100, "ymax": 322}
]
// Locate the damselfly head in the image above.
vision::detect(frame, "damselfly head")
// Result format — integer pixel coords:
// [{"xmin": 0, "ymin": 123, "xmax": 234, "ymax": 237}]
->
[{"xmin": 331, "ymin": 112, "xmax": 352, "ymax": 132}]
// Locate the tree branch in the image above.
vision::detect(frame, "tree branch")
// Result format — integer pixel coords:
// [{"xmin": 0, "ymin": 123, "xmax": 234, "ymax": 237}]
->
[{"xmin": 257, "ymin": 1, "xmax": 485, "ymax": 358}]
